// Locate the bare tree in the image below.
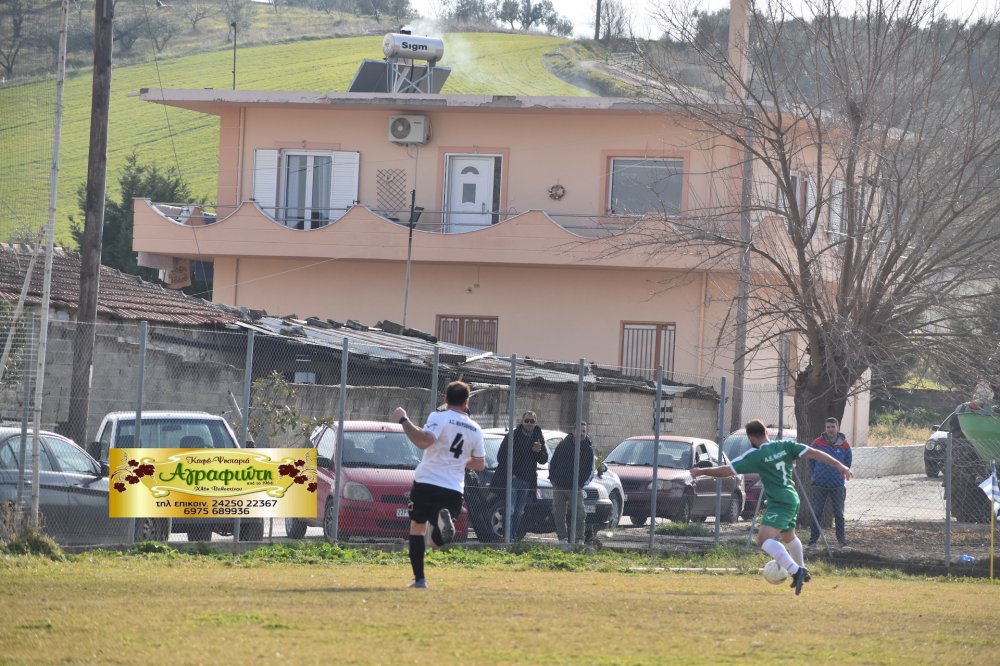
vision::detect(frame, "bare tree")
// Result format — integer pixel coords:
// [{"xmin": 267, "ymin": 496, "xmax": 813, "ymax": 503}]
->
[
  {"xmin": 177, "ymin": 0, "xmax": 220, "ymax": 33},
  {"xmin": 223, "ymin": 0, "xmax": 258, "ymax": 42},
  {"xmin": 621, "ymin": 0, "xmax": 1000, "ymax": 442},
  {"xmin": 598, "ymin": 0, "xmax": 632, "ymax": 45},
  {"xmin": 0, "ymin": 0, "xmax": 32, "ymax": 78}
]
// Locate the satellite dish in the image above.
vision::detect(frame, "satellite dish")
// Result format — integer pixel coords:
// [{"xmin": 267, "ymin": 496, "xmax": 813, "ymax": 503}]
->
[{"xmin": 390, "ymin": 116, "xmax": 412, "ymax": 140}]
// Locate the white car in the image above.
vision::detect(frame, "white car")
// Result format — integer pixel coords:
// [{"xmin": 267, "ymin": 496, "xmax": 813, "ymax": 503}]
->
[{"xmin": 88, "ymin": 411, "xmax": 265, "ymax": 541}]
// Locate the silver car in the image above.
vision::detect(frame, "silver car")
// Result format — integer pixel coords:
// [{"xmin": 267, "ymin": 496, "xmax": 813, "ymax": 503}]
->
[{"xmin": 0, "ymin": 426, "xmax": 168, "ymax": 545}]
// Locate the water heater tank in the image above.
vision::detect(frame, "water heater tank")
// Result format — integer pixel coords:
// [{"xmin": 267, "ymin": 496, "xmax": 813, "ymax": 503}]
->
[{"xmin": 382, "ymin": 33, "xmax": 445, "ymax": 62}]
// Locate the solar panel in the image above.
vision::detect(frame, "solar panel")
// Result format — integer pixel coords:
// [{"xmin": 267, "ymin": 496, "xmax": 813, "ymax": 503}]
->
[{"xmin": 348, "ymin": 60, "xmax": 389, "ymax": 93}]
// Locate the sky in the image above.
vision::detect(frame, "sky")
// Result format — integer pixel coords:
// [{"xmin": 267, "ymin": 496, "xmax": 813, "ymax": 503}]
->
[{"xmin": 406, "ymin": 0, "xmax": 995, "ymax": 40}]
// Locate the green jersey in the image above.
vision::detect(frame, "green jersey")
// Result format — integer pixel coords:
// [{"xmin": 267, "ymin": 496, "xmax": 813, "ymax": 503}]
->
[{"xmin": 730, "ymin": 439, "xmax": 807, "ymax": 506}]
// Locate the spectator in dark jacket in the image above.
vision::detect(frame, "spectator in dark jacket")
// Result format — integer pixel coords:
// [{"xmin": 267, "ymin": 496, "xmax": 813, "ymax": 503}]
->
[
  {"xmin": 808, "ymin": 417, "xmax": 853, "ymax": 550},
  {"xmin": 549, "ymin": 423, "xmax": 594, "ymax": 544},
  {"xmin": 490, "ymin": 411, "xmax": 548, "ymax": 540}
]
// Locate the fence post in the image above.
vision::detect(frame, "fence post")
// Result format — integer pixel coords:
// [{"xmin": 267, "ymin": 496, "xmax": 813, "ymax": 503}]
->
[
  {"xmin": 648, "ymin": 366, "xmax": 663, "ymax": 553},
  {"xmin": 714, "ymin": 376, "xmax": 727, "ymax": 547},
  {"xmin": 569, "ymin": 358, "xmax": 584, "ymax": 545},
  {"xmin": 133, "ymin": 321, "xmax": 147, "ymax": 450},
  {"xmin": 504, "ymin": 354, "xmax": 517, "ymax": 545},
  {"xmin": 15, "ymin": 315, "xmax": 36, "ymax": 511},
  {"xmin": 430, "ymin": 345, "xmax": 440, "ymax": 417},
  {"xmin": 944, "ymin": 432, "xmax": 953, "ymax": 571},
  {"xmin": 234, "ymin": 329, "xmax": 254, "ymax": 543},
  {"xmin": 129, "ymin": 320, "xmax": 148, "ymax": 545},
  {"xmin": 331, "ymin": 337, "xmax": 349, "ymax": 543}
]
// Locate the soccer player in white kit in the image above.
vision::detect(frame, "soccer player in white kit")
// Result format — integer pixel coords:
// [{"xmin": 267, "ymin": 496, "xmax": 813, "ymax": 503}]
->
[{"xmin": 393, "ymin": 380, "xmax": 485, "ymax": 589}]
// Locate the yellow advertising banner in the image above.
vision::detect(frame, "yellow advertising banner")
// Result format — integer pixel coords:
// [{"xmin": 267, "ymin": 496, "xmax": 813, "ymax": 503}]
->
[{"xmin": 108, "ymin": 448, "xmax": 317, "ymax": 519}]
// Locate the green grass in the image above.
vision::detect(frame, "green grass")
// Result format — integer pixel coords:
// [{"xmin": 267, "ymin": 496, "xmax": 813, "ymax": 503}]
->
[
  {"xmin": 0, "ymin": 545, "xmax": 997, "ymax": 665},
  {"xmin": 0, "ymin": 32, "xmax": 591, "ymax": 247}
]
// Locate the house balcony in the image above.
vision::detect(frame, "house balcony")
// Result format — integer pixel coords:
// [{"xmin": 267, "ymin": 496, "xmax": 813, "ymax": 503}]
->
[{"xmin": 132, "ymin": 198, "xmax": 717, "ymax": 274}]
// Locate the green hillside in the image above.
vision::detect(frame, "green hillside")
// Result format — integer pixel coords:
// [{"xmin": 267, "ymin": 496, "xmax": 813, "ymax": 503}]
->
[{"xmin": 0, "ymin": 33, "xmax": 593, "ymax": 246}]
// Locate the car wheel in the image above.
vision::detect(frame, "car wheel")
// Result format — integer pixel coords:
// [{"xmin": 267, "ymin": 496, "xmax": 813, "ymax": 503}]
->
[
  {"xmin": 678, "ymin": 490, "xmax": 696, "ymax": 523},
  {"xmin": 322, "ymin": 498, "xmax": 338, "ymax": 543},
  {"xmin": 284, "ymin": 518, "xmax": 307, "ymax": 539},
  {"xmin": 608, "ymin": 492, "xmax": 623, "ymax": 529},
  {"xmin": 924, "ymin": 458, "xmax": 940, "ymax": 478},
  {"xmin": 134, "ymin": 517, "xmax": 168, "ymax": 543},
  {"xmin": 240, "ymin": 519, "xmax": 265, "ymax": 541},
  {"xmin": 628, "ymin": 513, "xmax": 647, "ymax": 527},
  {"xmin": 485, "ymin": 498, "xmax": 508, "ymax": 542},
  {"xmin": 720, "ymin": 492, "xmax": 742, "ymax": 523},
  {"xmin": 186, "ymin": 525, "xmax": 213, "ymax": 541}
]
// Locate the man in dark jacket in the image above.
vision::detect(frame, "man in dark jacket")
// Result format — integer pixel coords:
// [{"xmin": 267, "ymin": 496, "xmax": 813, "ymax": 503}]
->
[
  {"xmin": 807, "ymin": 417, "xmax": 853, "ymax": 550},
  {"xmin": 549, "ymin": 422, "xmax": 594, "ymax": 544},
  {"xmin": 491, "ymin": 411, "xmax": 548, "ymax": 540}
]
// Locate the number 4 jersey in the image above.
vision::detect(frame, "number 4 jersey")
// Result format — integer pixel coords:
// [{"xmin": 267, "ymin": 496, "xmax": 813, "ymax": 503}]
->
[{"xmin": 414, "ymin": 409, "xmax": 486, "ymax": 493}]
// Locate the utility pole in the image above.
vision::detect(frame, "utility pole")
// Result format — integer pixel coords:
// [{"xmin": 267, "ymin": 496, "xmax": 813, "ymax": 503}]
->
[
  {"xmin": 594, "ymin": 0, "xmax": 602, "ymax": 41},
  {"xmin": 231, "ymin": 22, "xmax": 237, "ymax": 90},
  {"xmin": 68, "ymin": 0, "xmax": 114, "ymax": 448},
  {"xmin": 728, "ymin": 0, "xmax": 751, "ymax": 429}
]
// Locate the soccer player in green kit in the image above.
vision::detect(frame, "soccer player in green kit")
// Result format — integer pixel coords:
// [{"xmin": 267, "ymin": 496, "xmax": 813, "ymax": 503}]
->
[{"xmin": 692, "ymin": 419, "xmax": 852, "ymax": 595}]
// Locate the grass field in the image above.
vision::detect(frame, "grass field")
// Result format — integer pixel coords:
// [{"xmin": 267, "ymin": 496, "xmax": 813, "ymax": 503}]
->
[
  {"xmin": 1, "ymin": 544, "xmax": 997, "ymax": 665},
  {"xmin": 0, "ymin": 32, "xmax": 589, "ymax": 247}
]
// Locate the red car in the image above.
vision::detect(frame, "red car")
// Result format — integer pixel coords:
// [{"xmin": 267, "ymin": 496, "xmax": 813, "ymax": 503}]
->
[
  {"xmin": 285, "ymin": 421, "xmax": 469, "ymax": 541},
  {"xmin": 605, "ymin": 435, "xmax": 744, "ymax": 525},
  {"xmin": 721, "ymin": 427, "xmax": 797, "ymax": 519}
]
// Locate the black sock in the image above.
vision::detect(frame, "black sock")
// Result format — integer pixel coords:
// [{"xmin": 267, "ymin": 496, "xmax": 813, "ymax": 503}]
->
[
  {"xmin": 430, "ymin": 526, "xmax": 443, "ymax": 547},
  {"xmin": 408, "ymin": 535, "xmax": 425, "ymax": 581}
]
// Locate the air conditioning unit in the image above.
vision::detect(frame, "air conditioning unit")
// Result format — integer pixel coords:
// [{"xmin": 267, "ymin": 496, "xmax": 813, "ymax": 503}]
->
[{"xmin": 388, "ymin": 115, "xmax": 429, "ymax": 144}]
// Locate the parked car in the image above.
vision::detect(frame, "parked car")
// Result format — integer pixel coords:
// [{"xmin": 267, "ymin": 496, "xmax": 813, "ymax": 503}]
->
[
  {"xmin": 721, "ymin": 427, "xmax": 797, "ymax": 519},
  {"xmin": 605, "ymin": 435, "xmax": 744, "ymax": 525},
  {"xmin": 924, "ymin": 427, "xmax": 948, "ymax": 478},
  {"xmin": 88, "ymin": 411, "xmax": 264, "ymax": 541},
  {"xmin": 922, "ymin": 413, "xmax": 993, "ymax": 523},
  {"xmin": 0, "ymin": 426, "xmax": 167, "ymax": 545},
  {"xmin": 285, "ymin": 421, "xmax": 470, "ymax": 542},
  {"xmin": 465, "ymin": 428, "xmax": 613, "ymax": 542}
]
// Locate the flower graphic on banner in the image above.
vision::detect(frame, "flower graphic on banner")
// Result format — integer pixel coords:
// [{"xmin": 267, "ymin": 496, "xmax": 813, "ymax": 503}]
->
[
  {"xmin": 111, "ymin": 454, "xmax": 156, "ymax": 493},
  {"xmin": 278, "ymin": 458, "xmax": 318, "ymax": 493}
]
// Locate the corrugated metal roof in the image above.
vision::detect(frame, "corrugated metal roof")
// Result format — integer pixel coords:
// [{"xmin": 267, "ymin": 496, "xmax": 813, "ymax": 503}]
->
[{"xmin": 237, "ymin": 316, "xmax": 712, "ymax": 398}]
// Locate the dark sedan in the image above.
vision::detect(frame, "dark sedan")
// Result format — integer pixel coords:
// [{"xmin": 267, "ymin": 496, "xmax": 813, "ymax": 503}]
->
[
  {"xmin": 605, "ymin": 435, "xmax": 744, "ymax": 525},
  {"xmin": 0, "ymin": 426, "xmax": 168, "ymax": 545}
]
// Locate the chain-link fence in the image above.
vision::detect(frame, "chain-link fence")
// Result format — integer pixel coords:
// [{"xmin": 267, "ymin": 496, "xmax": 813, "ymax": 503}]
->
[{"xmin": 1, "ymin": 316, "xmax": 997, "ymax": 572}]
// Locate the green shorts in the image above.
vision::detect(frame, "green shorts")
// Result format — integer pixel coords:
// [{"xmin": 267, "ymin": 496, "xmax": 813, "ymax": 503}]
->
[{"xmin": 760, "ymin": 499, "xmax": 799, "ymax": 532}]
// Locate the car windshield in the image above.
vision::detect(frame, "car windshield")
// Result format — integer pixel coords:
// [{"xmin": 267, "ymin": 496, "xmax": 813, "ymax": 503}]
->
[
  {"xmin": 482, "ymin": 434, "xmax": 554, "ymax": 470},
  {"xmin": 339, "ymin": 432, "xmax": 423, "ymax": 470},
  {"xmin": 605, "ymin": 439, "xmax": 693, "ymax": 469},
  {"xmin": 722, "ymin": 434, "xmax": 750, "ymax": 461},
  {"xmin": 117, "ymin": 418, "xmax": 237, "ymax": 449}
]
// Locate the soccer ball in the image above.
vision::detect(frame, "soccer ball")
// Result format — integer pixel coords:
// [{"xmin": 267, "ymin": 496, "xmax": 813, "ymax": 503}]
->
[{"xmin": 762, "ymin": 559, "xmax": 788, "ymax": 585}]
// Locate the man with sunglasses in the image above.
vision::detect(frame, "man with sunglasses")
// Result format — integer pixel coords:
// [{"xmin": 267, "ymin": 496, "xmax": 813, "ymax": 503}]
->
[{"xmin": 490, "ymin": 411, "xmax": 548, "ymax": 540}]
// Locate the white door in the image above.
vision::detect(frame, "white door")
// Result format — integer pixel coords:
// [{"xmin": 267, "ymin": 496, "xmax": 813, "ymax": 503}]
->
[{"xmin": 444, "ymin": 155, "xmax": 497, "ymax": 232}]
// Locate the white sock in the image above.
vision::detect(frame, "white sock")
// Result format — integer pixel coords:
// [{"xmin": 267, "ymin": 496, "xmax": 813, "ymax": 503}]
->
[
  {"xmin": 787, "ymin": 536, "xmax": 804, "ymax": 567},
  {"xmin": 762, "ymin": 538, "xmax": 800, "ymax": 574}
]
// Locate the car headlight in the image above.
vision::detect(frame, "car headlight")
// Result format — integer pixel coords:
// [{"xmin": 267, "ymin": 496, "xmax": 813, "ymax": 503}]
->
[
  {"xmin": 647, "ymin": 479, "xmax": 667, "ymax": 490},
  {"xmin": 925, "ymin": 441, "xmax": 935, "ymax": 451},
  {"xmin": 343, "ymin": 482, "xmax": 374, "ymax": 502}
]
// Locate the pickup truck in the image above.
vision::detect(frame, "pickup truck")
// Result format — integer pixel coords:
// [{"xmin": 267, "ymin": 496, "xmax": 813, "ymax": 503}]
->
[{"xmin": 88, "ymin": 411, "xmax": 265, "ymax": 541}]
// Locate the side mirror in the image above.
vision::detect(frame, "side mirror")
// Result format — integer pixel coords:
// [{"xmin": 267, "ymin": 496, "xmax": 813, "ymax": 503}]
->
[
  {"xmin": 317, "ymin": 456, "xmax": 332, "ymax": 470},
  {"xmin": 696, "ymin": 458, "xmax": 714, "ymax": 469},
  {"xmin": 597, "ymin": 462, "xmax": 607, "ymax": 476},
  {"xmin": 99, "ymin": 460, "xmax": 110, "ymax": 477}
]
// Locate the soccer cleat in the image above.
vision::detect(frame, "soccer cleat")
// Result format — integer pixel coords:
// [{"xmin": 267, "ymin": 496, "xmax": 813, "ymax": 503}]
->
[
  {"xmin": 790, "ymin": 567, "xmax": 810, "ymax": 595},
  {"xmin": 806, "ymin": 542, "xmax": 819, "ymax": 554},
  {"xmin": 407, "ymin": 579, "xmax": 427, "ymax": 589},
  {"xmin": 437, "ymin": 508, "xmax": 455, "ymax": 545}
]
